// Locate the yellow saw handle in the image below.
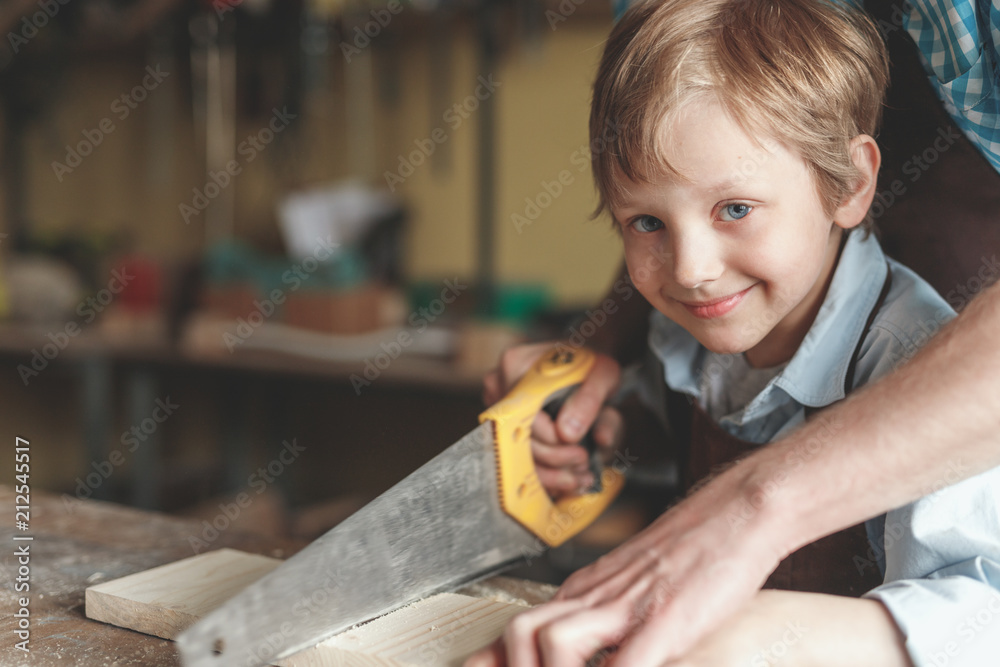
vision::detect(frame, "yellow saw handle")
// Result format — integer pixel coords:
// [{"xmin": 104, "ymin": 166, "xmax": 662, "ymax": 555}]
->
[{"xmin": 479, "ymin": 346, "xmax": 625, "ymax": 547}]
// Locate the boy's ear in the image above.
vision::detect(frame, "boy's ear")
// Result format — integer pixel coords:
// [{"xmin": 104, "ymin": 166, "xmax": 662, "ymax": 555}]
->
[{"xmin": 833, "ymin": 134, "xmax": 881, "ymax": 230}]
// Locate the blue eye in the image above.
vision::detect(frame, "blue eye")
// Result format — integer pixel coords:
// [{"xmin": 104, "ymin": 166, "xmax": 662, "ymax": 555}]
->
[
  {"xmin": 720, "ymin": 203, "xmax": 752, "ymax": 221},
  {"xmin": 630, "ymin": 215, "xmax": 664, "ymax": 233}
]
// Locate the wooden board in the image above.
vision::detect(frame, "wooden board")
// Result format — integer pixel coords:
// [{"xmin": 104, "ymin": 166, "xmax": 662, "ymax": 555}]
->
[
  {"xmin": 86, "ymin": 548, "xmax": 554, "ymax": 666},
  {"xmin": 281, "ymin": 594, "xmax": 527, "ymax": 667},
  {"xmin": 85, "ymin": 548, "xmax": 282, "ymax": 640}
]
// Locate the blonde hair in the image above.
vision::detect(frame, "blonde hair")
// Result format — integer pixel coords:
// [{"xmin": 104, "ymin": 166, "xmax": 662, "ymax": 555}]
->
[{"xmin": 590, "ymin": 0, "xmax": 889, "ymax": 225}]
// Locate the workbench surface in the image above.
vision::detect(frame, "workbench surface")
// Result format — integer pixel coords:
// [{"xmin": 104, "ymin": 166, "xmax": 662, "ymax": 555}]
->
[
  {"xmin": 1, "ymin": 486, "xmax": 555, "ymax": 666},
  {"xmin": 0, "ymin": 485, "xmax": 306, "ymax": 666}
]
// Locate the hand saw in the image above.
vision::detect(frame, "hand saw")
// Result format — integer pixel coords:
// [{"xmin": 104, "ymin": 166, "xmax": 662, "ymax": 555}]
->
[{"xmin": 177, "ymin": 346, "xmax": 624, "ymax": 666}]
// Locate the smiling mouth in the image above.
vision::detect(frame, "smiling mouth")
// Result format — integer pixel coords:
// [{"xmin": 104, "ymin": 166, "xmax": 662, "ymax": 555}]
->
[{"xmin": 679, "ymin": 285, "xmax": 756, "ymax": 319}]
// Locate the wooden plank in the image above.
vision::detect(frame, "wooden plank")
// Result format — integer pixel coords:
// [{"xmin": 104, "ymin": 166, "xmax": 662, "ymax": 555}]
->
[
  {"xmin": 86, "ymin": 549, "xmax": 554, "ymax": 666},
  {"xmin": 85, "ymin": 548, "xmax": 281, "ymax": 640},
  {"xmin": 279, "ymin": 593, "xmax": 526, "ymax": 667}
]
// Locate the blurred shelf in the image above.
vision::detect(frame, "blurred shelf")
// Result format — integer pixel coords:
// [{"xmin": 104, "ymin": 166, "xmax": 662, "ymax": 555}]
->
[{"xmin": 0, "ymin": 322, "xmax": 483, "ymax": 395}]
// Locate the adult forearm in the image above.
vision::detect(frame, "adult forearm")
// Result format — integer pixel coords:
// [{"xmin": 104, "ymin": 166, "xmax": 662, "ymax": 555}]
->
[
  {"xmin": 668, "ymin": 591, "xmax": 910, "ymax": 667},
  {"xmin": 751, "ymin": 281, "xmax": 1000, "ymax": 558}
]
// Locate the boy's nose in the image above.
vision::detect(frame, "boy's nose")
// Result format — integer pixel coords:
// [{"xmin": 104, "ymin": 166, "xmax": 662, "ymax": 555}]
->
[{"xmin": 671, "ymin": 234, "xmax": 724, "ymax": 289}]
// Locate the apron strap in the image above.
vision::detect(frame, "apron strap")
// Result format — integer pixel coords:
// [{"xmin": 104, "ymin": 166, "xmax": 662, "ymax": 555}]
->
[
  {"xmin": 804, "ymin": 261, "xmax": 893, "ymax": 420},
  {"xmin": 844, "ymin": 263, "xmax": 893, "ymax": 393}
]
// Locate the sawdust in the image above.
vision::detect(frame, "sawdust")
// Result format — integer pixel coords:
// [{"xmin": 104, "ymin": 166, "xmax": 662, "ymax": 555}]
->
[{"xmin": 456, "ymin": 577, "xmax": 557, "ymax": 607}]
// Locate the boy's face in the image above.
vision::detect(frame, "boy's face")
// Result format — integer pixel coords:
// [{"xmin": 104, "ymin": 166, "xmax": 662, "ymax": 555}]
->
[{"xmin": 612, "ymin": 98, "xmax": 852, "ymax": 367}]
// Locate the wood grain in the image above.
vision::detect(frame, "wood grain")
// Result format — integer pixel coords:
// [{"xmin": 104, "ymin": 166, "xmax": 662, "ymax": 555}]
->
[
  {"xmin": 85, "ymin": 548, "xmax": 281, "ymax": 640},
  {"xmin": 86, "ymin": 548, "xmax": 554, "ymax": 665},
  {"xmin": 280, "ymin": 593, "xmax": 527, "ymax": 667}
]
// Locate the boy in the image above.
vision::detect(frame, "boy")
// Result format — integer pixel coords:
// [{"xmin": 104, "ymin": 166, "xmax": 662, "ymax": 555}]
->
[{"xmin": 471, "ymin": 0, "xmax": 1000, "ymax": 665}]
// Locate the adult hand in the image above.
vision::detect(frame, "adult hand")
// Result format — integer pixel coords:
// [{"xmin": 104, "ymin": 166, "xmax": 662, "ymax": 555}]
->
[
  {"xmin": 483, "ymin": 342, "xmax": 623, "ymax": 497},
  {"xmin": 465, "ymin": 458, "xmax": 788, "ymax": 666}
]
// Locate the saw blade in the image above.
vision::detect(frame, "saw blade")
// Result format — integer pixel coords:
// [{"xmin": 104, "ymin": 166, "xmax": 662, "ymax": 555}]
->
[{"xmin": 177, "ymin": 422, "xmax": 542, "ymax": 667}]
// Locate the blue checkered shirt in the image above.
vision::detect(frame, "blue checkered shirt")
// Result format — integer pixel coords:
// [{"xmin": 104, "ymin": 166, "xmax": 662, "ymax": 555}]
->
[{"xmin": 903, "ymin": 0, "xmax": 1000, "ymax": 173}]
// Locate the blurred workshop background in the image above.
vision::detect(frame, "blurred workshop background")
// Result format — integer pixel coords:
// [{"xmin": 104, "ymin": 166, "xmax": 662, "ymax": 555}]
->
[{"xmin": 0, "ymin": 0, "xmax": 665, "ymax": 577}]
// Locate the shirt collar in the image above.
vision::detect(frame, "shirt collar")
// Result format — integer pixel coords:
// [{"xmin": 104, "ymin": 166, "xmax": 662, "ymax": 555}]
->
[{"xmin": 649, "ymin": 229, "xmax": 889, "ymax": 409}]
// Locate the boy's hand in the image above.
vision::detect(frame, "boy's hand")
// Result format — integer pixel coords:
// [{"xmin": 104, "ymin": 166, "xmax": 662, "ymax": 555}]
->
[{"xmin": 482, "ymin": 342, "xmax": 623, "ymax": 497}]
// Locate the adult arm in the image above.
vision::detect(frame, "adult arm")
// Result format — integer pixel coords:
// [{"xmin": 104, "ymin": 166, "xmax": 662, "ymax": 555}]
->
[
  {"xmin": 469, "ymin": 279, "xmax": 1000, "ymax": 666},
  {"xmin": 661, "ymin": 590, "xmax": 911, "ymax": 667}
]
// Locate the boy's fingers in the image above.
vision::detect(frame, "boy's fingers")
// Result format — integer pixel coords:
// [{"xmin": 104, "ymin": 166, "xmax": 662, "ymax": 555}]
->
[
  {"xmin": 497, "ymin": 342, "xmax": 558, "ymax": 393},
  {"xmin": 593, "ymin": 407, "xmax": 624, "ymax": 460},
  {"xmin": 501, "ymin": 600, "xmax": 593, "ymax": 667},
  {"xmin": 483, "ymin": 369, "xmax": 503, "ymax": 406},
  {"xmin": 484, "ymin": 342, "xmax": 558, "ymax": 408},
  {"xmin": 535, "ymin": 606, "xmax": 632, "ymax": 667},
  {"xmin": 556, "ymin": 355, "xmax": 621, "ymax": 441},
  {"xmin": 537, "ymin": 466, "xmax": 591, "ymax": 497},
  {"xmin": 532, "ymin": 408, "xmax": 593, "ymax": 497},
  {"xmin": 531, "ymin": 411, "xmax": 560, "ymax": 445},
  {"xmin": 532, "ymin": 441, "xmax": 589, "ymax": 468},
  {"xmin": 486, "ymin": 345, "xmax": 623, "ymax": 498}
]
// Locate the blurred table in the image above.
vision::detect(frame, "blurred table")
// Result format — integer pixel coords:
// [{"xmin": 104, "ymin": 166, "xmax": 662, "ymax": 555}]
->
[
  {"xmin": 0, "ymin": 485, "xmax": 561, "ymax": 666},
  {"xmin": 0, "ymin": 323, "xmax": 484, "ymax": 509}
]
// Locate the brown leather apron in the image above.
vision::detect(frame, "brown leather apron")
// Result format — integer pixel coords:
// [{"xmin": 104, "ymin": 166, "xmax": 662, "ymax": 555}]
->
[{"xmin": 664, "ymin": 268, "xmax": 893, "ymax": 597}]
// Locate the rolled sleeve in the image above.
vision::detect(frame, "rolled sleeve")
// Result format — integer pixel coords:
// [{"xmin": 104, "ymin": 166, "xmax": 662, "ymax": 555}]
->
[
  {"xmin": 864, "ymin": 466, "xmax": 1000, "ymax": 667},
  {"xmin": 865, "ymin": 562, "xmax": 1000, "ymax": 667}
]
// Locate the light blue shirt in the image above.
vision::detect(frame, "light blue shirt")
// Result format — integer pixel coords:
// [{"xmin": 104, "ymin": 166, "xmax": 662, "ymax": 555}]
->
[{"xmin": 640, "ymin": 230, "xmax": 1000, "ymax": 667}]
